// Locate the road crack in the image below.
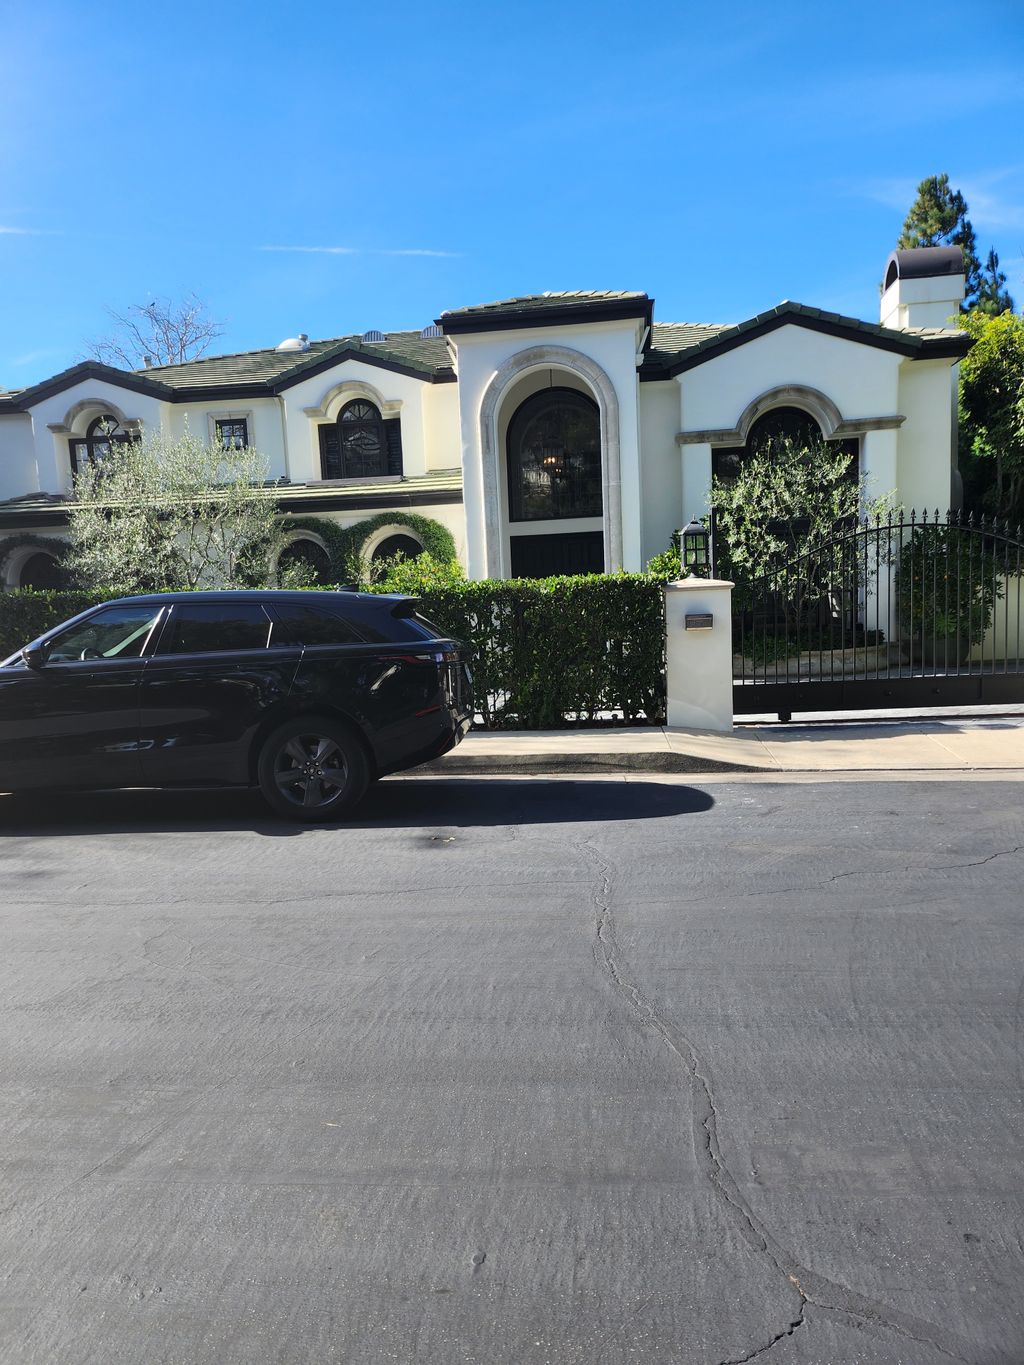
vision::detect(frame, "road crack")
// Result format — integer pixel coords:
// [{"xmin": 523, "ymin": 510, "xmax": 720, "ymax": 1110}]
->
[{"xmin": 581, "ymin": 839, "xmax": 996, "ymax": 1365}]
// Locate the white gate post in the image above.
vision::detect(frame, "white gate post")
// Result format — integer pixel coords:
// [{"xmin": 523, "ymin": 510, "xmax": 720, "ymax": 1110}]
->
[{"xmin": 664, "ymin": 577, "xmax": 735, "ymax": 732}]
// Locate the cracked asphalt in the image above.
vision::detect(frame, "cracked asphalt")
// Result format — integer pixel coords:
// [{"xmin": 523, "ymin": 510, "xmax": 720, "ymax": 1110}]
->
[{"xmin": 1, "ymin": 775, "xmax": 1022, "ymax": 1364}]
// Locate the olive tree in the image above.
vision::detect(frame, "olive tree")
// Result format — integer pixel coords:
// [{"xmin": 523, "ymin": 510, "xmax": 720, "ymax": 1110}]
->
[{"xmin": 66, "ymin": 424, "xmax": 284, "ymax": 595}]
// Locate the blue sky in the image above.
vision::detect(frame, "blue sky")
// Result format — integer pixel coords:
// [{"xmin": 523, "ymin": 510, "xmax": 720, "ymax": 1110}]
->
[{"xmin": 2, "ymin": 0, "xmax": 1023, "ymax": 387}]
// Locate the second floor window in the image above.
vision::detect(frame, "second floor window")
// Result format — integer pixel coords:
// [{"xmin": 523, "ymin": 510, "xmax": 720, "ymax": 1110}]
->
[
  {"xmin": 319, "ymin": 400, "xmax": 403, "ymax": 480},
  {"xmin": 215, "ymin": 418, "xmax": 249, "ymax": 450},
  {"xmin": 69, "ymin": 414, "xmax": 133, "ymax": 475}
]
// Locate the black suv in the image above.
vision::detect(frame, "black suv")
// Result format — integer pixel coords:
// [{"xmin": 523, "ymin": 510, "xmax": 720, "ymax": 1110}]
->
[{"xmin": 0, "ymin": 591, "xmax": 472, "ymax": 820}]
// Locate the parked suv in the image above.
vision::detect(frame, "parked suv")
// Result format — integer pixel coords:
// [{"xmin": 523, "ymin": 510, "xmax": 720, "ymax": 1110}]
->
[{"xmin": 0, "ymin": 591, "xmax": 473, "ymax": 821}]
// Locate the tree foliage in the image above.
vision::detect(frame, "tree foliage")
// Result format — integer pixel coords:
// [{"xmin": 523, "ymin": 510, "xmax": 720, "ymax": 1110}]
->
[
  {"xmin": 710, "ymin": 435, "xmax": 890, "ymax": 582},
  {"xmin": 958, "ymin": 309, "xmax": 1024, "ymax": 520},
  {"xmin": 66, "ymin": 425, "xmax": 283, "ymax": 595},
  {"xmin": 897, "ymin": 174, "xmax": 1014, "ymax": 314},
  {"xmin": 87, "ymin": 293, "xmax": 225, "ymax": 369}
]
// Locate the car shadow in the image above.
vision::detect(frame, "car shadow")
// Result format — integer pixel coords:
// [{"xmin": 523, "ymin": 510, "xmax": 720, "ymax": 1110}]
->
[{"xmin": 0, "ymin": 778, "xmax": 714, "ymax": 837}]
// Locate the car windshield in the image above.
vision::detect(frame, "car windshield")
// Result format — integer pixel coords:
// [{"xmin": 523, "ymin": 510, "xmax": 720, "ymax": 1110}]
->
[{"xmin": 46, "ymin": 606, "xmax": 163, "ymax": 662}]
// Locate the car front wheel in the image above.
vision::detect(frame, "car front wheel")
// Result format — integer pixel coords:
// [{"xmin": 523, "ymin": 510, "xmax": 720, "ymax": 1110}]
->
[{"xmin": 258, "ymin": 717, "xmax": 370, "ymax": 822}]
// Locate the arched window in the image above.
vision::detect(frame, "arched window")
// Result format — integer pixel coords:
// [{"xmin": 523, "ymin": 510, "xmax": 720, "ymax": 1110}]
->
[
  {"xmin": 712, "ymin": 405, "xmax": 858, "ymax": 484},
  {"xmin": 69, "ymin": 414, "xmax": 134, "ymax": 475},
  {"xmin": 277, "ymin": 537, "xmax": 333, "ymax": 585},
  {"xmin": 319, "ymin": 400, "xmax": 404, "ymax": 481},
  {"xmin": 506, "ymin": 388, "xmax": 602, "ymax": 522}
]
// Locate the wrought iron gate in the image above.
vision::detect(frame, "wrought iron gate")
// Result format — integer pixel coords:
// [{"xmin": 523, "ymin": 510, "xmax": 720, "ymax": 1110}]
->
[{"xmin": 730, "ymin": 510, "xmax": 1024, "ymax": 718}]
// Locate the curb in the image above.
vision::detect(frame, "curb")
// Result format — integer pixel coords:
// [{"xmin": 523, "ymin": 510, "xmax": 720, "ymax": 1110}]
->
[{"xmin": 418, "ymin": 751, "xmax": 763, "ymax": 776}]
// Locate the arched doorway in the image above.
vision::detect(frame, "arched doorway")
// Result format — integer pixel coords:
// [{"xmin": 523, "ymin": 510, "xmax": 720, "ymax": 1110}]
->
[{"xmin": 506, "ymin": 387, "xmax": 604, "ymax": 577}]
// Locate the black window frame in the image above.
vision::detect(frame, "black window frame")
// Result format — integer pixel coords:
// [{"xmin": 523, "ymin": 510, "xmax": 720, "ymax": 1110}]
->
[
  {"xmin": 215, "ymin": 417, "xmax": 249, "ymax": 451},
  {"xmin": 318, "ymin": 401, "xmax": 403, "ymax": 481},
  {"xmin": 69, "ymin": 414, "xmax": 135, "ymax": 476},
  {"xmin": 506, "ymin": 387, "xmax": 603, "ymax": 523}
]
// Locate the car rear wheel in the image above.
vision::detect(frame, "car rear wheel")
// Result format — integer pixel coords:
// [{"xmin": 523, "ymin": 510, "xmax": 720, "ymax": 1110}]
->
[{"xmin": 258, "ymin": 716, "xmax": 370, "ymax": 822}]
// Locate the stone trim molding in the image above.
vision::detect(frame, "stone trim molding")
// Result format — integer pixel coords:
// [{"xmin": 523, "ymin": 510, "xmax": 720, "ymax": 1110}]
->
[
  {"xmin": 676, "ymin": 384, "xmax": 905, "ymax": 447},
  {"xmin": 359, "ymin": 521, "xmax": 426, "ymax": 561},
  {"xmin": 478, "ymin": 344, "xmax": 622, "ymax": 577},
  {"xmin": 49, "ymin": 398, "xmax": 142, "ymax": 436},
  {"xmin": 304, "ymin": 379, "xmax": 402, "ymax": 422}
]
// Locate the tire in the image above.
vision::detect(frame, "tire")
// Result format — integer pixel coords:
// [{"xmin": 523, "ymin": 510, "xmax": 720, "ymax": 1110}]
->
[{"xmin": 257, "ymin": 716, "xmax": 370, "ymax": 822}]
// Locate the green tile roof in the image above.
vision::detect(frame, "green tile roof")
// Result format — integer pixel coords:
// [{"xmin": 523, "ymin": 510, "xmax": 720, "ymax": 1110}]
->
[
  {"xmin": 442, "ymin": 290, "xmax": 649, "ymax": 318},
  {"xmin": 134, "ymin": 329, "xmax": 454, "ymax": 389}
]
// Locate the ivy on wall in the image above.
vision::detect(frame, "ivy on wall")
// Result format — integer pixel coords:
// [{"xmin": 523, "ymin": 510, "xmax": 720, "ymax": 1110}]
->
[{"xmin": 279, "ymin": 512, "xmax": 458, "ymax": 582}]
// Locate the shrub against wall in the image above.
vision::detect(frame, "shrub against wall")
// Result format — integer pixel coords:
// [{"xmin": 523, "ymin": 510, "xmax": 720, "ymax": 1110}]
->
[{"xmin": 370, "ymin": 574, "xmax": 666, "ymax": 728}]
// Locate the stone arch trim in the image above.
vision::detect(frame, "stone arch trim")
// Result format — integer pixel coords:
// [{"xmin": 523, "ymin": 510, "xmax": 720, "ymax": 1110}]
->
[
  {"xmin": 50, "ymin": 398, "xmax": 141, "ymax": 437},
  {"xmin": 0, "ymin": 534, "xmax": 67, "ymax": 591},
  {"xmin": 676, "ymin": 385, "xmax": 905, "ymax": 448},
  {"xmin": 478, "ymin": 345, "xmax": 622, "ymax": 577},
  {"xmin": 359, "ymin": 522, "xmax": 426, "ymax": 561},
  {"xmin": 734, "ymin": 385, "xmax": 843, "ymax": 442},
  {"xmin": 304, "ymin": 379, "xmax": 402, "ymax": 422}
]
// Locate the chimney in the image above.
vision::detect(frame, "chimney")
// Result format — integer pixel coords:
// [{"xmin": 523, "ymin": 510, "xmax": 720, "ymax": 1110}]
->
[
  {"xmin": 143, "ymin": 355, "xmax": 154, "ymax": 367},
  {"xmin": 880, "ymin": 247, "xmax": 964, "ymax": 330}
]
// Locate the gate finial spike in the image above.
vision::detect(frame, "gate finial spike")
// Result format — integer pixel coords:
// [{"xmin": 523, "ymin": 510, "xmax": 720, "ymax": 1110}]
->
[
  {"xmin": 910, "ymin": 507, "xmax": 917, "ymax": 525},
  {"xmin": 968, "ymin": 509, "xmax": 975, "ymax": 528}
]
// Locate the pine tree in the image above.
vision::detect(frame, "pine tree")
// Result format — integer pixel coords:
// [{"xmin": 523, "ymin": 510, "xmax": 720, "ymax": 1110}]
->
[
  {"xmin": 897, "ymin": 174, "xmax": 1015, "ymax": 314},
  {"xmin": 975, "ymin": 248, "xmax": 1015, "ymax": 317}
]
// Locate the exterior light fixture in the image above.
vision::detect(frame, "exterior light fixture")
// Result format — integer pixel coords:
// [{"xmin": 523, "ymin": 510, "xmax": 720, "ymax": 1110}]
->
[{"xmin": 680, "ymin": 517, "xmax": 710, "ymax": 577}]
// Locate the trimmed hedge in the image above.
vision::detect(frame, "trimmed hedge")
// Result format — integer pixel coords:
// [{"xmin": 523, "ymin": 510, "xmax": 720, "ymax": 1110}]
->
[
  {"xmin": 378, "ymin": 574, "xmax": 666, "ymax": 728},
  {"xmin": 0, "ymin": 590, "xmax": 100, "ymax": 659},
  {"xmin": 0, "ymin": 574, "xmax": 667, "ymax": 728}
]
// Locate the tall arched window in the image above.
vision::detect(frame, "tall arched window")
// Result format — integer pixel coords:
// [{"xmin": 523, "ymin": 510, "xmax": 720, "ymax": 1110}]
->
[
  {"xmin": 506, "ymin": 388, "xmax": 602, "ymax": 522},
  {"xmin": 69, "ymin": 414, "xmax": 133, "ymax": 475},
  {"xmin": 318, "ymin": 400, "xmax": 403, "ymax": 480}
]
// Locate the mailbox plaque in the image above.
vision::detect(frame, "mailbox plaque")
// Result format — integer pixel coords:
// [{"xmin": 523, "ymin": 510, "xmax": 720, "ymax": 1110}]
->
[{"xmin": 684, "ymin": 613, "xmax": 714, "ymax": 631}]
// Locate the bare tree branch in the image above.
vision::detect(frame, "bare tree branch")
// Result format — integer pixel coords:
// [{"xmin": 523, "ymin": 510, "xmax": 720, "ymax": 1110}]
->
[{"xmin": 86, "ymin": 293, "xmax": 225, "ymax": 370}]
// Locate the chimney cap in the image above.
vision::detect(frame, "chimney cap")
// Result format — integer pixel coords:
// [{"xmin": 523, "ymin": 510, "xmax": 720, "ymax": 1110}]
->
[{"xmin": 884, "ymin": 247, "xmax": 964, "ymax": 291}]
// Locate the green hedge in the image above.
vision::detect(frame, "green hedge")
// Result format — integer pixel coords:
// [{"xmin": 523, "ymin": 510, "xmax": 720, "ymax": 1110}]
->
[
  {"xmin": 0, "ymin": 575, "xmax": 667, "ymax": 728},
  {"xmin": 382, "ymin": 575, "xmax": 665, "ymax": 728},
  {"xmin": 0, "ymin": 590, "xmax": 101, "ymax": 659}
]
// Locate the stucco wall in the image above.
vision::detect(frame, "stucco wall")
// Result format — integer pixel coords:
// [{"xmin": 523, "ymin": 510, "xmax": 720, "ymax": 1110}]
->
[
  {"xmin": 449, "ymin": 318, "xmax": 644, "ymax": 577},
  {"xmin": 20, "ymin": 380, "xmax": 166, "ymax": 496},
  {"xmin": 677, "ymin": 325, "xmax": 902, "ymax": 433},
  {"xmin": 637, "ymin": 381, "xmax": 683, "ymax": 567},
  {"xmin": 896, "ymin": 359, "xmax": 956, "ymax": 513},
  {"xmin": 0, "ymin": 415, "xmax": 40, "ymax": 499}
]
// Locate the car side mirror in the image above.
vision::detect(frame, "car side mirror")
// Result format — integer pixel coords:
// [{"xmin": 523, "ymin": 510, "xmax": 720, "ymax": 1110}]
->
[{"xmin": 22, "ymin": 642, "xmax": 49, "ymax": 670}]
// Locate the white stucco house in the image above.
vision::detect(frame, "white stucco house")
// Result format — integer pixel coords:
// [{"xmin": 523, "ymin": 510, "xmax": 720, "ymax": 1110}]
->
[{"xmin": 0, "ymin": 246, "xmax": 970, "ymax": 590}]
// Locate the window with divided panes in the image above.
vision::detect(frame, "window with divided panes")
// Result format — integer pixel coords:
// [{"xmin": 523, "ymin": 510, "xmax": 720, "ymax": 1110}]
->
[
  {"xmin": 318, "ymin": 400, "xmax": 403, "ymax": 480},
  {"xmin": 215, "ymin": 418, "xmax": 249, "ymax": 450},
  {"xmin": 69, "ymin": 414, "xmax": 134, "ymax": 475}
]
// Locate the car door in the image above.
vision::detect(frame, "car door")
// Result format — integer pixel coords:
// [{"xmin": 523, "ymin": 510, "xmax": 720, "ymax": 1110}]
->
[
  {"xmin": 138, "ymin": 600, "xmax": 302, "ymax": 787},
  {"xmin": 0, "ymin": 602, "xmax": 164, "ymax": 792}
]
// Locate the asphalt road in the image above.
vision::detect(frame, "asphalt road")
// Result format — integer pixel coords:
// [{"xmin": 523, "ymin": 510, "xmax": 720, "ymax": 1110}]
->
[{"xmin": 1, "ymin": 776, "xmax": 1022, "ymax": 1364}]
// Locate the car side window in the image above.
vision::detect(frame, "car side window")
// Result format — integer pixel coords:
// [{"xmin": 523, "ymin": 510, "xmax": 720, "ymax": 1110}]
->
[
  {"xmin": 156, "ymin": 603, "xmax": 272, "ymax": 655},
  {"xmin": 46, "ymin": 606, "xmax": 164, "ymax": 662},
  {"xmin": 269, "ymin": 604, "xmax": 365, "ymax": 646}
]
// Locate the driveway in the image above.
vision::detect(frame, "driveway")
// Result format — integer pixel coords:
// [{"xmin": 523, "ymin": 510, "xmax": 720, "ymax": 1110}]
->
[{"xmin": 0, "ymin": 777, "xmax": 1021, "ymax": 1363}]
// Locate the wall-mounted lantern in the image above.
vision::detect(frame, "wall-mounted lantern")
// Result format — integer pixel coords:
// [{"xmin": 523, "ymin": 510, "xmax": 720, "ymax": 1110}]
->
[{"xmin": 680, "ymin": 517, "xmax": 710, "ymax": 577}]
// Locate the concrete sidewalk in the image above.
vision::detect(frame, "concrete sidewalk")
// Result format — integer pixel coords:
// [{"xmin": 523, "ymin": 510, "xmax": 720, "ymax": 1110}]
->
[{"xmin": 423, "ymin": 714, "xmax": 1024, "ymax": 776}]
